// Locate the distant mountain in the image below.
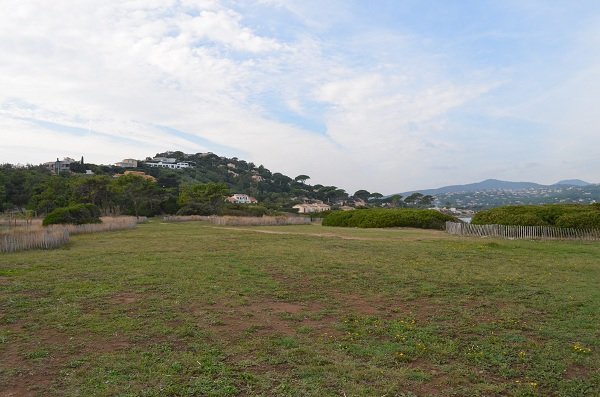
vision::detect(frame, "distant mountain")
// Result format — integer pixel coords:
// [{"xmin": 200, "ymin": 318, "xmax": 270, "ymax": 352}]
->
[
  {"xmin": 553, "ymin": 179, "xmax": 592, "ymax": 187},
  {"xmin": 397, "ymin": 178, "xmax": 600, "ymax": 209},
  {"xmin": 401, "ymin": 179, "xmax": 546, "ymax": 196}
]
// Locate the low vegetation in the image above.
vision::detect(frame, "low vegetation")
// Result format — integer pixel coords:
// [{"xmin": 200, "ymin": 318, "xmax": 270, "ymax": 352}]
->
[
  {"xmin": 0, "ymin": 222, "xmax": 597, "ymax": 396},
  {"xmin": 0, "ymin": 216, "xmax": 143, "ymax": 253},
  {"xmin": 209, "ymin": 215, "xmax": 312, "ymax": 226},
  {"xmin": 323, "ymin": 208, "xmax": 457, "ymax": 229},
  {"xmin": 162, "ymin": 215, "xmax": 312, "ymax": 226},
  {"xmin": 0, "ymin": 228, "xmax": 70, "ymax": 253},
  {"xmin": 42, "ymin": 204, "xmax": 101, "ymax": 226},
  {"xmin": 472, "ymin": 204, "xmax": 600, "ymax": 228}
]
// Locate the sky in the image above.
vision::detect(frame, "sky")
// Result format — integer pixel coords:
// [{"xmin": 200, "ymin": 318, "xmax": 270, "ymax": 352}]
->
[{"xmin": 1, "ymin": 0, "xmax": 599, "ymax": 194}]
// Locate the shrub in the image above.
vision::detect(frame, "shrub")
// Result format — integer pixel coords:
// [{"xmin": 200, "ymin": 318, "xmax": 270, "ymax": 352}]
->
[
  {"xmin": 555, "ymin": 212, "xmax": 600, "ymax": 229},
  {"xmin": 472, "ymin": 204, "xmax": 600, "ymax": 229},
  {"xmin": 221, "ymin": 204, "xmax": 269, "ymax": 217},
  {"xmin": 322, "ymin": 209, "xmax": 457, "ymax": 230},
  {"xmin": 43, "ymin": 204, "xmax": 102, "ymax": 226},
  {"xmin": 176, "ymin": 203, "xmax": 215, "ymax": 216}
]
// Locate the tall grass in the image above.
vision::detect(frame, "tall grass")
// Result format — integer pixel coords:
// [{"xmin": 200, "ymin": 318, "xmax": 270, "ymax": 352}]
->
[
  {"xmin": 162, "ymin": 215, "xmax": 212, "ymax": 222},
  {"xmin": 209, "ymin": 216, "xmax": 312, "ymax": 226},
  {"xmin": 48, "ymin": 216, "xmax": 146, "ymax": 235},
  {"xmin": 0, "ymin": 216, "xmax": 145, "ymax": 253},
  {"xmin": 0, "ymin": 229, "xmax": 70, "ymax": 253},
  {"xmin": 163, "ymin": 215, "xmax": 312, "ymax": 226}
]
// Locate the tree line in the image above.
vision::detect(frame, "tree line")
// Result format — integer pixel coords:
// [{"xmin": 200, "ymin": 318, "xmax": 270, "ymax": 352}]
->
[{"xmin": 0, "ymin": 152, "xmax": 436, "ymax": 217}]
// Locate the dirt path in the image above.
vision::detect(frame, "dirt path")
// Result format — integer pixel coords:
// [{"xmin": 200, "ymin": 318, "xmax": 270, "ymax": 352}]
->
[{"xmin": 211, "ymin": 226, "xmax": 404, "ymax": 241}]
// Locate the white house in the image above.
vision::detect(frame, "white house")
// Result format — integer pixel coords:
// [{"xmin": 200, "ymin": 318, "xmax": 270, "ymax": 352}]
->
[
  {"xmin": 226, "ymin": 194, "xmax": 258, "ymax": 204},
  {"xmin": 146, "ymin": 161, "xmax": 191, "ymax": 169},
  {"xmin": 43, "ymin": 157, "xmax": 76, "ymax": 174},
  {"xmin": 293, "ymin": 203, "xmax": 331, "ymax": 213}
]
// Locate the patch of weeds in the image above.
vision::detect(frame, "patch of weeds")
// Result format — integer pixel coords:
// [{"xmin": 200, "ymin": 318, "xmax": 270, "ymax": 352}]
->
[
  {"xmin": 273, "ymin": 336, "xmax": 299, "ymax": 349},
  {"xmin": 244, "ymin": 325, "xmax": 266, "ymax": 335},
  {"xmin": 296, "ymin": 325, "xmax": 312, "ymax": 334},
  {"xmin": 25, "ymin": 349, "xmax": 49, "ymax": 360},
  {"xmin": 406, "ymin": 369, "xmax": 431, "ymax": 382}
]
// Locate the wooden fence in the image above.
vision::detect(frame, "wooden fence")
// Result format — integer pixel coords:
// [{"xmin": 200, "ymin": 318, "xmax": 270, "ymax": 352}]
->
[{"xmin": 445, "ymin": 221, "xmax": 600, "ymax": 241}]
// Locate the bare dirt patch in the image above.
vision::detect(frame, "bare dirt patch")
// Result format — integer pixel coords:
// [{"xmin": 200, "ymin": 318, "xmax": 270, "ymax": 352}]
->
[
  {"xmin": 565, "ymin": 363, "xmax": 591, "ymax": 379},
  {"xmin": 0, "ymin": 324, "xmax": 130, "ymax": 397},
  {"xmin": 188, "ymin": 299, "xmax": 335, "ymax": 340},
  {"xmin": 215, "ymin": 227, "xmax": 388, "ymax": 242}
]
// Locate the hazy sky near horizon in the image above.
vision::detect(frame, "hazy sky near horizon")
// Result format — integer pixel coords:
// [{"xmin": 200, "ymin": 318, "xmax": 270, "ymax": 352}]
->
[{"xmin": 1, "ymin": 0, "xmax": 599, "ymax": 193}]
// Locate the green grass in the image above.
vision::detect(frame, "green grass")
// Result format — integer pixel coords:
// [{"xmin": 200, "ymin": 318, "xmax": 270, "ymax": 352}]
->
[{"xmin": 1, "ymin": 221, "xmax": 599, "ymax": 396}]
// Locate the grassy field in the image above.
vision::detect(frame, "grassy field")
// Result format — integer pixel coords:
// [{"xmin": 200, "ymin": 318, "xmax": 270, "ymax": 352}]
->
[{"xmin": 0, "ymin": 221, "xmax": 598, "ymax": 396}]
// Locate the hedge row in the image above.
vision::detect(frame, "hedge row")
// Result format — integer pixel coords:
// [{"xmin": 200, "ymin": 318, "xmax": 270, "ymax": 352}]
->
[
  {"xmin": 472, "ymin": 204, "xmax": 600, "ymax": 229},
  {"xmin": 323, "ymin": 209, "xmax": 457, "ymax": 230},
  {"xmin": 43, "ymin": 204, "xmax": 102, "ymax": 226}
]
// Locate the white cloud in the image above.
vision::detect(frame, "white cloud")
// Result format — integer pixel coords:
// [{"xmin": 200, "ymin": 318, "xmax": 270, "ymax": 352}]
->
[{"xmin": 2, "ymin": 0, "xmax": 599, "ymax": 193}]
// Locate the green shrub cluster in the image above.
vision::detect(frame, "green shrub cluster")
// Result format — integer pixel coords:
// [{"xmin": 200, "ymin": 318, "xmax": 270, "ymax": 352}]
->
[
  {"xmin": 43, "ymin": 204, "xmax": 102, "ymax": 226},
  {"xmin": 221, "ymin": 204, "xmax": 269, "ymax": 217},
  {"xmin": 322, "ymin": 208, "xmax": 457, "ymax": 229},
  {"xmin": 472, "ymin": 204, "xmax": 600, "ymax": 229}
]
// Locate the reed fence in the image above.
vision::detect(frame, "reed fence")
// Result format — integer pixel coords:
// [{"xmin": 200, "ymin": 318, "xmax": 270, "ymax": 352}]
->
[
  {"xmin": 46, "ymin": 216, "xmax": 145, "ymax": 235},
  {"xmin": 0, "ymin": 216, "xmax": 146, "ymax": 253},
  {"xmin": 209, "ymin": 216, "xmax": 312, "ymax": 226},
  {"xmin": 162, "ymin": 215, "xmax": 212, "ymax": 222},
  {"xmin": 446, "ymin": 221, "xmax": 600, "ymax": 241},
  {"xmin": 163, "ymin": 215, "xmax": 313, "ymax": 226},
  {"xmin": 0, "ymin": 229, "xmax": 70, "ymax": 253}
]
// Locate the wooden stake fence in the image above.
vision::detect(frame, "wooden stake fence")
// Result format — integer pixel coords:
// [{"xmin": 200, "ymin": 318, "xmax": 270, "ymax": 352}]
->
[{"xmin": 446, "ymin": 221, "xmax": 600, "ymax": 241}]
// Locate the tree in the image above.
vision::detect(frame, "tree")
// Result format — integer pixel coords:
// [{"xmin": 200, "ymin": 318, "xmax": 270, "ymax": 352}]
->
[
  {"xmin": 369, "ymin": 192, "xmax": 383, "ymax": 201},
  {"xmin": 404, "ymin": 193, "xmax": 424, "ymax": 206},
  {"xmin": 387, "ymin": 194, "xmax": 403, "ymax": 208},
  {"xmin": 178, "ymin": 182, "xmax": 229, "ymax": 215},
  {"xmin": 420, "ymin": 195, "xmax": 434, "ymax": 207},
  {"xmin": 353, "ymin": 190, "xmax": 371, "ymax": 201},
  {"xmin": 71, "ymin": 175, "xmax": 114, "ymax": 214},
  {"xmin": 29, "ymin": 175, "xmax": 71, "ymax": 215},
  {"xmin": 294, "ymin": 175, "xmax": 310, "ymax": 184},
  {"xmin": 111, "ymin": 174, "xmax": 159, "ymax": 218}
]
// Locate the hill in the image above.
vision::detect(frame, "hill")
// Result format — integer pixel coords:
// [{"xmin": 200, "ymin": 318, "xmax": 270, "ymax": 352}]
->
[
  {"xmin": 398, "ymin": 178, "xmax": 599, "ymax": 209},
  {"xmin": 401, "ymin": 179, "xmax": 545, "ymax": 196},
  {"xmin": 554, "ymin": 179, "xmax": 592, "ymax": 187}
]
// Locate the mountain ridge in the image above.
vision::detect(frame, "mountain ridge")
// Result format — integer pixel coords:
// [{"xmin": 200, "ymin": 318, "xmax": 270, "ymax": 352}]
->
[{"xmin": 400, "ymin": 178, "xmax": 595, "ymax": 196}]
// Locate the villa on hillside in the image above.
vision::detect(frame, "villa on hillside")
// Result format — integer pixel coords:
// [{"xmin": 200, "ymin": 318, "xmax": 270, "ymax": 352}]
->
[
  {"xmin": 43, "ymin": 157, "xmax": 77, "ymax": 174},
  {"xmin": 293, "ymin": 202, "xmax": 331, "ymax": 213},
  {"xmin": 113, "ymin": 170, "xmax": 157, "ymax": 182},
  {"xmin": 146, "ymin": 157, "xmax": 192, "ymax": 170},
  {"xmin": 226, "ymin": 194, "xmax": 258, "ymax": 204},
  {"xmin": 115, "ymin": 159, "xmax": 138, "ymax": 168}
]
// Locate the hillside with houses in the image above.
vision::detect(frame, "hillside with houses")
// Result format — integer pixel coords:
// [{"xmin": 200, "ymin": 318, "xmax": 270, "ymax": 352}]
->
[
  {"xmin": 3, "ymin": 150, "xmax": 598, "ymax": 218},
  {"xmin": 1, "ymin": 151, "xmax": 398, "ymax": 217}
]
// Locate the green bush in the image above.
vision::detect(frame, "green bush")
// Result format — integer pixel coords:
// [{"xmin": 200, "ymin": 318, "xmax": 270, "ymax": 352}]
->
[
  {"xmin": 322, "ymin": 208, "xmax": 457, "ymax": 230},
  {"xmin": 43, "ymin": 204, "xmax": 102, "ymax": 226},
  {"xmin": 472, "ymin": 204, "xmax": 600, "ymax": 229},
  {"xmin": 221, "ymin": 204, "xmax": 269, "ymax": 217},
  {"xmin": 176, "ymin": 203, "xmax": 215, "ymax": 216},
  {"xmin": 555, "ymin": 212, "xmax": 600, "ymax": 229}
]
